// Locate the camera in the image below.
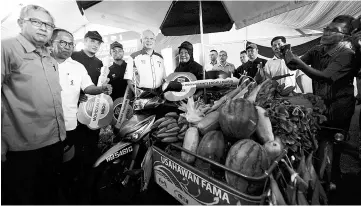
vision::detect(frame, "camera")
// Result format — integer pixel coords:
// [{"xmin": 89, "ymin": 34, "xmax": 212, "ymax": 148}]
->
[{"xmin": 280, "ymin": 44, "xmax": 291, "ymax": 57}]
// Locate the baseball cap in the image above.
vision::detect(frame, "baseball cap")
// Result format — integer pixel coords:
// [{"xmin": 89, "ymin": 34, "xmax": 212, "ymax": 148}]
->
[
  {"xmin": 246, "ymin": 43, "xmax": 258, "ymax": 50},
  {"xmin": 84, "ymin": 31, "xmax": 103, "ymax": 43},
  {"xmin": 110, "ymin": 41, "xmax": 123, "ymax": 50}
]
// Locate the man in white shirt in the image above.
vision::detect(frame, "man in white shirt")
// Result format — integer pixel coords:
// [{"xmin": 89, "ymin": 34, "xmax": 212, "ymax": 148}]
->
[
  {"xmin": 50, "ymin": 28, "xmax": 112, "ymax": 201},
  {"xmin": 124, "ymin": 29, "xmax": 166, "ymax": 93},
  {"xmin": 211, "ymin": 50, "xmax": 236, "ymax": 78},
  {"xmin": 264, "ymin": 36, "xmax": 304, "ymax": 92},
  {"xmin": 205, "ymin": 49, "xmax": 218, "ymax": 71}
]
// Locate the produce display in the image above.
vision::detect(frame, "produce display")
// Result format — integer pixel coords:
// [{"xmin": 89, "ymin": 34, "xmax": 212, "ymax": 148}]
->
[
  {"xmin": 151, "ymin": 112, "xmax": 189, "ymax": 143},
  {"xmin": 225, "ymin": 139, "xmax": 269, "ymax": 195},
  {"xmin": 153, "ymin": 74, "xmax": 330, "ymax": 205}
]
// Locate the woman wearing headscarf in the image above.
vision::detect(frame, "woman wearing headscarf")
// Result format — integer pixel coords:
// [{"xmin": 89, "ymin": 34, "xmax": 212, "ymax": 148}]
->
[{"xmin": 174, "ymin": 41, "xmax": 204, "ymax": 80}]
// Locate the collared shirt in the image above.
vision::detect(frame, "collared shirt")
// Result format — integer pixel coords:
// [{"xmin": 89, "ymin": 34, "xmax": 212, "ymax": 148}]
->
[
  {"xmin": 124, "ymin": 48, "xmax": 166, "ymax": 89},
  {"xmin": 264, "ymin": 56, "xmax": 303, "ymax": 91},
  {"xmin": 301, "ymin": 43, "xmax": 357, "ymax": 102},
  {"xmin": 205, "ymin": 60, "xmax": 217, "ymax": 71},
  {"xmin": 1, "ymin": 34, "xmax": 66, "ymax": 153},
  {"xmin": 58, "ymin": 58, "xmax": 94, "ymax": 131},
  {"xmin": 108, "ymin": 61, "xmax": 128, "ymax": 100},
  {"xmin": 211, "ymin": 61, "xmax": 236, "ymax": 77},
  {"xmin": 235, "ymin": 57, "xmax": 268, "ymax": 78},
  {"xmin": 71, "ymin": 50, "xmax": 103, "ymax": 85}
]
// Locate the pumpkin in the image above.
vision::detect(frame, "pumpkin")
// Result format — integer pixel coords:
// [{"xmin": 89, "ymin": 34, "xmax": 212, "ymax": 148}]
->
[
  {"xmin": 219, "ymin": 98, "xmax": 258, "ymax": 141},
  {"xmin": 225, "ymin": 139, "xmax": 269, "ymax": 195},
  {"xmin": 195, "ymin": 131, "xmax": 225, "ymax": 175}
]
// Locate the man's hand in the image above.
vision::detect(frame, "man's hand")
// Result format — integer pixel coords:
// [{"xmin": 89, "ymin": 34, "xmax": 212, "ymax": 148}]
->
[
  {"xmin": 102, "ymin": 78, "xmax": 113, "ymax": 95},
  {"xmin": 254, "ymin": 62, "xmax": 267, "ymax": 83},
  {"xmin": 285, "ymin": 50, "xmax": 302, "ymax": 70},
  {"xmin": 79, "ymin": 93, "xmax": 88, "ymax": 102},
  {"xmin": 102, "ymin": 84, "xmax": 112, "ymax": 95}
]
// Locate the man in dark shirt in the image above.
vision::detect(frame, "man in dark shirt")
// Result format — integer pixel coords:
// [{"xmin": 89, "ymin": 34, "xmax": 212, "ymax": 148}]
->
[
  {"xmin": 71, "ymin": 31, "xmax": 103, "ymax": 84},
  {"xmin": 70, "ymin": 30, "xmax": 104, "ymax": 204},
  {"xmin": 108, "ymin": 41, "xmax": 127, "ymax": 100},
  {"xmin": 285, "ymin": 15, "xmax": 358, "ymax": 204},
  {"xmin": 234, "ymin": 44, "xmax": 267, "ymax": 79}
]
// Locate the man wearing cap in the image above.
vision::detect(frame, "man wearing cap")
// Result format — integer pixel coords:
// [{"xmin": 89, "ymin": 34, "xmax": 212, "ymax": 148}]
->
[
  {"xmin": 124, "ymin": 29, "xmax": 166, "ymax": 93},
  {"xmin": 212, "ymin": 50, "xmax": 236, "ymax": 78},
  {"xmin": 70, "ymin": 30, "xmax": 104, "ymax": 203},
  {"xmin": 234, "ymin": 44, "xmax": 267, "ymax": 79},
  {"xmin": 71, "ymin": 31, "xmax": 104, "ymax": 84},
  {"xmin": 108, "ymin": 41, "xmax": 128, "ymax": 100},
  {"xmin": 174, "ymin": 41, "xmax": 203, "ymax": 80},
  {"xmin": 50, "ymin": 28, "xmax": 112, "ymax": 203}
]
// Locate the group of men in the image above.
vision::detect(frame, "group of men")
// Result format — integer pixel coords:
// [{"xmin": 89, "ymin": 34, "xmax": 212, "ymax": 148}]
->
[
  {"xmin": 1, "ymin": 4, "xmax": 166, "ymax": 204},
  {"xmin": 205, "ymin": 37, "xmax": 304, "ymax": 92},
  {"xmin": 1, "ymin": 3, "xmax": 361, "ymax": 205}
]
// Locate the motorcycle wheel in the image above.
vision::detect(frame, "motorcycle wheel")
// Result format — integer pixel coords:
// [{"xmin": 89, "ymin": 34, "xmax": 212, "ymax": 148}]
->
[{"xmin": 93, "ymin": 158, "xmax": 140, "ymax": 204}]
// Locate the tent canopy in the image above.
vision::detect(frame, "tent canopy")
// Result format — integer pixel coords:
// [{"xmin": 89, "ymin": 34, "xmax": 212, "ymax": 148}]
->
[
  {"xmin": 80, "ymin": 0, "xmax": 312, "ymax": 34},
  {"xmin": 1, "ymin": 0, "xmax": 127, "ymax": 40}
]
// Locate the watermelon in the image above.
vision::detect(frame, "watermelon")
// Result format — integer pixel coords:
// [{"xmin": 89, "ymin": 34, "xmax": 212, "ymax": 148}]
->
[
  {"xmin": 219, "ymin": 98, "xmax": 258, "ymax": 141},
  {"xmin": 195, "ymin": 131, "xmax": 225, "ymax": 175},
  {"xmin": 225, "ymin": 139, "xmax": 269, "ymax": 195}
]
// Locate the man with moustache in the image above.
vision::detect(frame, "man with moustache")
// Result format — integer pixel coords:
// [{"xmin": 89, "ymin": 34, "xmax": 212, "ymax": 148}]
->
[
  {"xmin": 263, "ymin": 36, "xmax": 304, "ymax": 92},
  {"xmin": 1, "ymin": 5, "xmax": 65, "ymax": 204},
  {"xmin": 108, "ymin": 41, "xmax": 128, "ymax": 100},
  {"xmin": 285, "ymin": 15, "xmax": 358, "ymax": 204},
  {"xmin": 234, "ymin": 44, "xmax": 267, "ymax": 79},
  {"xmin": 50, "ymin": 28, "xmax": 112, "ymax": 203}
]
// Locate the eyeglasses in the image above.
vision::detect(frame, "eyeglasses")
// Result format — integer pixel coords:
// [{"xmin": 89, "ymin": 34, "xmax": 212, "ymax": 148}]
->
[
  {"xmin": 22, "ymin": 18, "xmax": 55, "ymax": 30},
  {"xmin": 53, "ymin": 40, "xmax": 75, "ymax": 48},
  {"xmin": 323, "ymin": 27, "xmax": 349, "ymax": 35}
]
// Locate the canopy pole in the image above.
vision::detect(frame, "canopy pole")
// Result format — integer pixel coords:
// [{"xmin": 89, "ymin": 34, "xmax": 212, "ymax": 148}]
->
[{"xmin": 199, "ymin": 0, "xmax": 207, "ymax": 103}]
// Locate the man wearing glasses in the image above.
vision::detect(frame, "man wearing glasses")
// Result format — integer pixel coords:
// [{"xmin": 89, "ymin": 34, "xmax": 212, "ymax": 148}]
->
[
  {"xmin": 108, "ymin": 41, "xmax": 128, "ymax": 100},
  {"xmin": 124, "ymin": 29, "xmax": 166, "ymax": 94},
  {"xmin": 49, "ymin": 28, "xmax": 112, "ymax": 203},
  {"xmin": 211, "ymin": 50, "xmax": 236, "ymax": 78},
  {"xmin": 285, "ymin": 15, "xmax": 358, "ymax": 204},
  {"xmin": 1, "ymin": 5, "xmax": 65, "ymax": 204}
]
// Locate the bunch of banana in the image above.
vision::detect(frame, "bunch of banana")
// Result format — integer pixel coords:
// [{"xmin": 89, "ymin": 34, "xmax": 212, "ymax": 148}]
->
[{"xmin": 151, "ymin": 112, "xmax": 189, "ymax": 143}]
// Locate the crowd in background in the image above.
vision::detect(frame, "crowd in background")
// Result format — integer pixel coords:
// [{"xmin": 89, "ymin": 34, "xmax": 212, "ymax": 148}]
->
[{"xmin": 1, "ymin": 4, "xmax": 361, "ymax": 205}]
